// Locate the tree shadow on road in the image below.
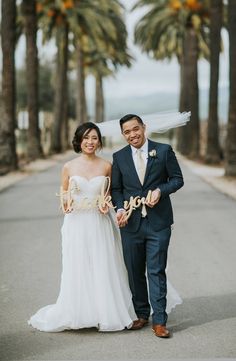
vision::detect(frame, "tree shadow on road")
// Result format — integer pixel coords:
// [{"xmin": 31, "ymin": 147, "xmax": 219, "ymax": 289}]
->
[
  {"xmin": 2, "ymin": 293, "xmax": 236, "ymax": 360},
  {"xmin": 0, "ymin": 327, "xmax": 125, "ymax": 361},
  {"xmin": 168, "ymin": 292, "xmax": 236, "ymax": 332}
]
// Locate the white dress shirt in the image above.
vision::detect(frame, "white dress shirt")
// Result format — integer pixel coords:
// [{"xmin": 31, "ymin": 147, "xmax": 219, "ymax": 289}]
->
[
  {"xmin": 117, "ymin": 139, "xmax": 161, "ymax": 216},
  {"xmin": 117, "ymin": 140, "xmax": 148, "ymax": 214},
  {"xmin": 131, "ymin": 139, "xmax": 148, "ymax": 172}
]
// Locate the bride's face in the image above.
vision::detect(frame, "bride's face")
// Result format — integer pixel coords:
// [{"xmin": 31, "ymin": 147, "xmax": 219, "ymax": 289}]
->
[{"xmin": 81, "ymin": 129, "xmax": 100, "ymax": 155}]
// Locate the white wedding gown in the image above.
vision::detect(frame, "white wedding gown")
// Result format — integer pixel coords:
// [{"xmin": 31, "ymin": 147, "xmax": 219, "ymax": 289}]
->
[{"xmin": 28, "ymin": 175, "xmax": 182, "ymax": 332}]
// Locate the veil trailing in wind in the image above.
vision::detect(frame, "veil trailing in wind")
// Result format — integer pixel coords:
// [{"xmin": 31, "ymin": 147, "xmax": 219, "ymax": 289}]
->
[{"xmin": 97, "ymin": 111, "xmax": 191, "ymax": 137}]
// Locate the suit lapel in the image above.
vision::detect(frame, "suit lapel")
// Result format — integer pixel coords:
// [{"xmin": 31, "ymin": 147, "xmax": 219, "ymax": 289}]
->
[
  {"xmin": 124, "ymin": 146, "xmax": 142, "ymax": 186},
  {"xmin": 143, "ymin": 139, "xmax": 156, "ymax": 184}
]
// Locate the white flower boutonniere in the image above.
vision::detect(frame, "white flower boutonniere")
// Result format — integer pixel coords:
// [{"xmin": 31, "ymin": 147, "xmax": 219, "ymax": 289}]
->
[{"xmin": 149, "ymin": 149, "xmax": 157, "ymax": 158}]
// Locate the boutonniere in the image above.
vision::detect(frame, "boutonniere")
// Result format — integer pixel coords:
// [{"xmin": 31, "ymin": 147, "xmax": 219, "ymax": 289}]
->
[{"xmin": 148, "ymin": 149, "xmax": 157, "ymax": 158}]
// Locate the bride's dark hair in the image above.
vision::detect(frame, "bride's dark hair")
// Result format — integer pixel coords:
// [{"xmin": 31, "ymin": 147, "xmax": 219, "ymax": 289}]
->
[{"xmin": 72, "ymin": 122, "xmax": 103, "ymax": 153}]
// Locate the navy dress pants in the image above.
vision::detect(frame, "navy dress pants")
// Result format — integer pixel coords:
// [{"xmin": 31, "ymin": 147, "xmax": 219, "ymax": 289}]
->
[{"xmin": 121, "ymin": 217, "xmax": 171, "ymax": 325}]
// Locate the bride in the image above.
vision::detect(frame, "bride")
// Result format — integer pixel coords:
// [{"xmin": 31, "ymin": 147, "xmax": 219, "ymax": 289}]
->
[{"xmin": 28, "ymin": 122, "xmax": 182, "ymax": 333}]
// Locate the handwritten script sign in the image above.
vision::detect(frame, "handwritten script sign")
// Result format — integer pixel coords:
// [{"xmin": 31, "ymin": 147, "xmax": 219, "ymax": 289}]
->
[
  {"xmin": 57, "ymin": 177, "xmax": 114, "ymax": 213},
  {"xmin": 57, "ymin": 177, "xmax": 154, "ymax": 219}
]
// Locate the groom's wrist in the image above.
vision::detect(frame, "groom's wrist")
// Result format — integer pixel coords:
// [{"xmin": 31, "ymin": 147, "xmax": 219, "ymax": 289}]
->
[{"xmin": 117, "ymin": 208, "xmax": 125, "ymax": 213}]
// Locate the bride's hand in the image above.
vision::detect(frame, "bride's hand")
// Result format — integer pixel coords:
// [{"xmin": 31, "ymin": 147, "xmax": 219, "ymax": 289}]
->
[
  {"xmin": 64, "ymin": 208, "xmax": 73, "ymax": 214},
  {"xmin": 62, "ymin": 203, "xmax": 73, "ymax": 214},
  {"xmin": 99, "ymin": 205, "xmax": 109, "ymax": 215}
]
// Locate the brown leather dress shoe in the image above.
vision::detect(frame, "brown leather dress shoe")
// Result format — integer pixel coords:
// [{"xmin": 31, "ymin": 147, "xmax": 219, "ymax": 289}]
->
[
  {"xmin": 152, "ymin": 324, "xmax": 170, "ymax": 338},
  {"xmin": 129, "ymin": 318, "xmax": 149, "ymax": 330}
]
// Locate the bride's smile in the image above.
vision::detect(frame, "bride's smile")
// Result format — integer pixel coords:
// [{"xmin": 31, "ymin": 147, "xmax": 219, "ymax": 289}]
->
[{"xmin": 81, "ymin": 129, "xmax": 100, "ymax": 155}]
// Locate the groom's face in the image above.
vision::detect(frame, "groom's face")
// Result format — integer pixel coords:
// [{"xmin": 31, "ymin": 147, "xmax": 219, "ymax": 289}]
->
[{"xmin": 122, "ymin": 118, "xmax": 146, "ymax": 149}]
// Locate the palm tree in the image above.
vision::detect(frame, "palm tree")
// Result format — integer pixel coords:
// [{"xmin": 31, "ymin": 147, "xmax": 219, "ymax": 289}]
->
[
  {"xmin": 37, "ymin": 1, "xmax": 70, "ymax": 153},
  {"xmin": 225, "ymin": 1, "xmax": 236, "ymax": 176},
  {"xmin": 38, "ymin": 0, "xmax": 129, "ymax": 130},
  {"xmin": 84, "ymin": 5, "xmax": 132, "ymax": 123},
  {"xmin": 92, "ymin": 52, "xmax": 132, "ymax": 124},
  {"xmin": 69, "ymin": 0, "xmax": 130, "ymax": 124},
  {"xmin": 205, "ymin": 0, "xmax": 223, "ymax": 164},
  {"xmin": 75, "ymin": 41, "xmax": 88, "ymax": 124},
  {"xmin": 84, "ymin": 55, "xmax": 110, "ymax": 123},
  {"xmin": 21, "ymin": 0, "xmax": 43, "ymax": 160},
  {"xmin": 133, "ymin": 0, "xmax": 210, "ymax": 158},
  {"xmin": 95, "ymin": 72, "xmax": 105, "ymax": 123},
  {"xmin": 180, "ymin": 24, "xmax": 200, "ymax": 157},
  {"xmin": 53, "ymin": 22, "xmax": 69, "ymax": 152},
  {"xmin": 0, "ymin": 0, "xmax": 18, "ymax": 174},
  {"xmin": 67, "ymin": 0, "xmax": 131, "ymax": 124}
]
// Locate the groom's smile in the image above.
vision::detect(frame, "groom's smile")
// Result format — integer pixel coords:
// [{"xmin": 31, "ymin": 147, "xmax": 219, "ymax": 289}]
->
[{"xmin": 121, "ymin": 118, "xmax": 146, "ymax": 149}]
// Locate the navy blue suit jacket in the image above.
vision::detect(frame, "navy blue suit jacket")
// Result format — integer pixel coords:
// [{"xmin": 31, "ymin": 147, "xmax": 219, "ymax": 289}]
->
[{"xmin": 111, "ymin": 139, "xmax": 184, "ymax": 232}]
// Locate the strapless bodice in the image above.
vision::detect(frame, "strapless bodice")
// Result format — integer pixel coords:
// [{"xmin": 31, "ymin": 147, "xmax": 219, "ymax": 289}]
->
[{"xmin": 68, "ymin": 175, "xmax": 108, "ymax": 211}]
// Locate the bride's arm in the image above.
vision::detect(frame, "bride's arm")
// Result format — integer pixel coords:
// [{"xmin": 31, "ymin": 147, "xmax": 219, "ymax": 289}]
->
[
  {"xmin": 61, "ymin": 164, "xmax": 69, "ymax": 190},
  {"xmin": 99, "ymin": 162, "xmax": 112, "ymax": 215},
  {"xmin": 60, "ymin": 164, "xmax": 72, "ymax": 213},
  {"xmin": 106, "ymin": 163, "xmax": 112, "ymax": 194}
]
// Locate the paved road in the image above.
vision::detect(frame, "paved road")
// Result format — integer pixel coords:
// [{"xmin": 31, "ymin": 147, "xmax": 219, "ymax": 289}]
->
[{"xmin": 0, "ymin": 150, "xmax": 236, "ymax": 360}]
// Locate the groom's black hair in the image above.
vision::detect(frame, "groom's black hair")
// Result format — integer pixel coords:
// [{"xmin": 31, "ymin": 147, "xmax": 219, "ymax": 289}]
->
[
  {"xmin": 119, "ymin": 114, "xmax": 144, "ymax": 131},
  {"xmin": 72, "ymin": 122, "xmax": 103, "ymax": 153}
]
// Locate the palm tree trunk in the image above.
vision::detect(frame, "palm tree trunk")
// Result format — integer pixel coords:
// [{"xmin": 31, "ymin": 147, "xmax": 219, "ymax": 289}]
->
[
  {"xmin": 176, "ymin": 55, "xmax": 190, "ymax": 154},
  {"xmin": 22, "ymin": 0, "xmax": 42, "ymax": 160},
  {"xmin": 178, "ymin": 57, "xmax": 186, "ymax": 113},
  {"xmin": 0, "ymin": 0, "xmax": 18, "ymax": 175},
  {"xmin": 76, "ymin": 42, "xmax": 87, "ymax": 124},
  {"xmin": 95, "ymin": 75, "xmax": 104, "ymax": 123},
  {"xmin": 52, "ymin": 22, "xmax": 69, "ymax": 153},
  {"xmin": 225, "ymin": 1, "xmax": 236, "ymax": 176},
  {"xmin": 177, "ymin": 28, "xmax": 199, "ymax": 158},
  {"xmin": 205, "ymin": 0, "xmax": 222, "ymax": 164},
  {"xmin": 61, "ymin": 94, "xmax": 69, "ymax": 151},
  {"xmin": 187, "ymin": 28, "xmax": 200, "ymax": 158}
]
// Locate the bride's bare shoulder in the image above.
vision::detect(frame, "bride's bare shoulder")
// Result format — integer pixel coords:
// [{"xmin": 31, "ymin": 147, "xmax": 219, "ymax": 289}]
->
[
  {"xmin": 98, "ymin": 157, "xmax": 111, "ymax": 168},
  {"xmin": 62, "ymin": 157, "xmax": 80, "ymax": 172},
  {"xmin": 97, "ymin": 157, "xmax": 111, "ymax": 177}
]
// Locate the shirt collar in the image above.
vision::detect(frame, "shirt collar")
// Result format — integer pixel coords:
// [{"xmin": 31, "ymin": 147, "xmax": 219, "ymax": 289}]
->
[{"xmin": 131, "ymin": 139, "xmax": 148, "ymax": 155}]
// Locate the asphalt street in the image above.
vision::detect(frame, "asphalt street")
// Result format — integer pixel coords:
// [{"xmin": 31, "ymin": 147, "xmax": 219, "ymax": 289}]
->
[{"xmin": 0, "ymin": 149, "xmax": 236, "ymax": 360}]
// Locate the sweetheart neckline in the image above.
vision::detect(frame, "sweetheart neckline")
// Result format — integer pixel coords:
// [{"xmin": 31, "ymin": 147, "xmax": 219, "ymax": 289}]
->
[{"xmin": 69, "ymin": 175, "xmax": 106, "ymax": 182}]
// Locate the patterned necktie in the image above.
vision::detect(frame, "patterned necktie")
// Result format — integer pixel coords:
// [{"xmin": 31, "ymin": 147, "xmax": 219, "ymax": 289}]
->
[{"xmin": 136, "ymin": 149, "xmax": 147, "ymax": 217}]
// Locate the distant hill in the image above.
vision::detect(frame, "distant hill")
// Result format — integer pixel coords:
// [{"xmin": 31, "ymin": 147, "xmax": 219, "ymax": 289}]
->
[{"xmin": 88, "ymin": 86, "xmax": 229, "ymax": 123}]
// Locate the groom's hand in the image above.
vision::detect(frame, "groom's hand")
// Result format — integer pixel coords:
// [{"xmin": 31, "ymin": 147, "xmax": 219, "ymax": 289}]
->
[
  {"xmin": 146, "ymin": 188, "xmax": 161, "ymax": 208},
  {"xmin": 116, "ymin": 209, "xmax": 128, "ymax": 227}
]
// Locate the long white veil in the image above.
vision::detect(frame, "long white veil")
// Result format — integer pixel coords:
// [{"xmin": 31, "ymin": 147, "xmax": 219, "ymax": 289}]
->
[{"xmin": 97, "ymin": 110, "xmax": 191, "ymax": 137}]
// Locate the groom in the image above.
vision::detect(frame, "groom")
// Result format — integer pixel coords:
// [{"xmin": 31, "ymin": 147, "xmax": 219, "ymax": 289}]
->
[{"xmin": 111, "ymin": 114, "xmax": 184, "ymax": 338}]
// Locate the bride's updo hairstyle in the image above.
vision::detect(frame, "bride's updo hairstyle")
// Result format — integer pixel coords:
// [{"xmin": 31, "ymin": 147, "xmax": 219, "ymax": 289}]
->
[{"xmin": 72, "ymin": 122, "xmax": 103, "ymax": 153}]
